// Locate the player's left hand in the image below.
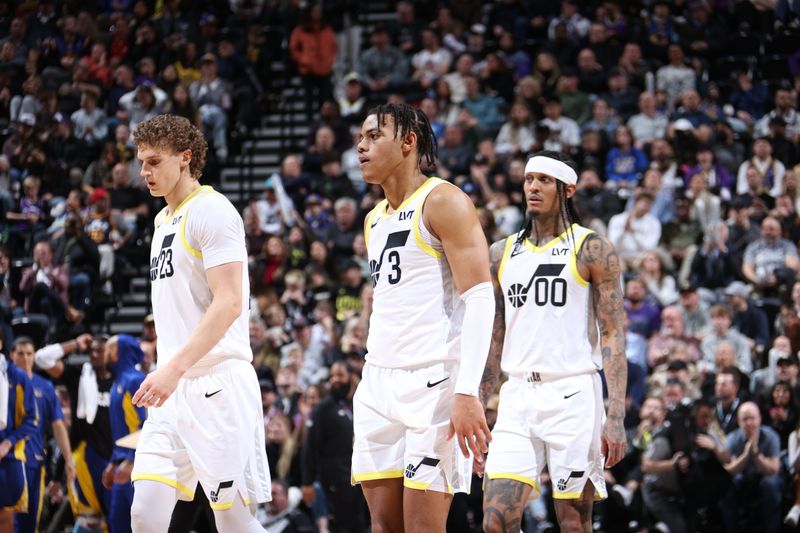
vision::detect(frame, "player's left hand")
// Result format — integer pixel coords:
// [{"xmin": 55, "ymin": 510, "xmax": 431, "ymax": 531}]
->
[
  {"xmin": 132, "ymin": 363, "xmax": 183, "ymax": 408},
  {"xmin": 601, "ymin": 417, "xmax": 626, "ymax": 468},
  {"xmin": 448, "ymin": 394, "xmax": 492, "ymax": 459}
]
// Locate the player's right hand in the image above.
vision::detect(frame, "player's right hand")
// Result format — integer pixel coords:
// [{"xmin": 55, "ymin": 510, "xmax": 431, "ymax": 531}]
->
[{"xmin": 448, "ymin": 394, "xmax": 491, "ymax": 459}]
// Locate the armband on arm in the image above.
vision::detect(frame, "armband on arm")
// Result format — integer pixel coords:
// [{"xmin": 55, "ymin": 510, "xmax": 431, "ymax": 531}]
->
[{"xmin": 455, "ymin": 282, "xmax": 495, "ymax": 396}]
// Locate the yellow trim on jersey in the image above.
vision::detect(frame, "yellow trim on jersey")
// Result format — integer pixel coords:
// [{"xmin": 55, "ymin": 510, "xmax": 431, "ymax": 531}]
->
[
  {"xmin": 403, "ymin": 479, "xmax": 431, "ymax": 491},
  {"xmin": 71, "ymin": 442, "xmax": 102, "ymax": 515},
  {"xmin": 13, "ymin": 471, "xmax": 28, "ymax": 513},
  {"xmin": 177, "ymin": 186, "xmax": 215, "ymax": 258},
  {"xmin": 209, "ymin": 501, "xmax": 233, "ymax": 510},
  {"xmin": 36, "ymin": 465, "xmax": 45, "ymax": 527},
  {"xmin": 352, "ymin": 469, "xmax": 404, "ymax": 483},
  {"xmin": 363, "ymin": 201, "xmax": 385, "ymax": 247},
  {"xmin": 122, "ymin": 391, "xmax": 141, "ymax": 434},
  {"xmin": 169, "ymin": 185, "xmax": 213, "ymax": 221},
  {"xmin": 131, "ymin": 473, "xmax": 196, "ymax": 499},
  {"xmin": 569, "ymin": 230, "xmax": 594, "ymax": 288},
  {"xmin": 14, "ymin": 384, "xmax": 27, "ymax": 461},
  {"xmin": 412, "ymin": 198, "xmax": 442, "ymax": 259},
  {"xmin": 552, "ymin": 489, "xmax": 607, "ymax": 500},
  {"xmin": 497, "ymin": 235, "xmax": 516, "ymax": 283},
  {"xmin": 379, "ymin": 177, "xmax": 438, "ymax": 218},
  {"xmin": 523, "ymin": 223, "xmax": 580, "ymax": 253},
  {"xmin": 487, "ymin": 473, "xmax": 541, "ymax": 493}
]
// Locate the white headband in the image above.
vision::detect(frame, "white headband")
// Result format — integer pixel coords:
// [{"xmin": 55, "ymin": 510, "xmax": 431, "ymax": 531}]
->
[{"xmin": 524, "ymin": 156, "xmax": 578, "ymax": 186}]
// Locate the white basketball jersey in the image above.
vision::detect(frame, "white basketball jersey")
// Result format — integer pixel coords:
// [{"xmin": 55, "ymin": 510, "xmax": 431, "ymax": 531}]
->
[
  {"xmin": 364, "ymin": 177, "xmax": 463, "ymax": 368},
  {"xmin": 498, "ymin": 223, "xmax": 600, "ymax": 378},
  {"xmin": 150, "ymin": 185, "xmax": 252, "ymax": 369}
]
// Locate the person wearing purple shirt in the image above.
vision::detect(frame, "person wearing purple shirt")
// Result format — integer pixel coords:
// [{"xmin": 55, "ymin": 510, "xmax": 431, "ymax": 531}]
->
[{"xmin": 625, "ymin": 277, "xmax": 662, "ymax": 339}]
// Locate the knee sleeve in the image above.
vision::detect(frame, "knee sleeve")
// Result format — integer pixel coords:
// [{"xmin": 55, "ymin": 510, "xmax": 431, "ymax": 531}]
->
[{"xmin": 131, "ymin": 480, "xmax": 178, "ymax": 533}]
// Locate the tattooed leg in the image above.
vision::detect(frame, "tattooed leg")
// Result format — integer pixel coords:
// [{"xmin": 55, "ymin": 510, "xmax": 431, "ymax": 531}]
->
[
  {"xmin": 553, "ymin": 481, "xmax": 595, "ymax": 533},
  {"xmin": 482, "ymin": 478, "xmax": 533, "ymax": 533}
]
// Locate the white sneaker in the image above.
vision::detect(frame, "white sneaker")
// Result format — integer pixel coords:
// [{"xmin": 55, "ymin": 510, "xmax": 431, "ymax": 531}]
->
[
  {"xmin": 612, "ymin": 484, "xmax": 634, "ymax": 507},
  {"xmin": 785, "ymin": 505, "xmax": 800, "ymax": 527}
]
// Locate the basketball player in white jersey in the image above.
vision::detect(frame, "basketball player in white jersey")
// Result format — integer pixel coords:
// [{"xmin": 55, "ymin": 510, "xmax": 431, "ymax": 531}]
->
[
  {"xmin": 128, "ymin": 115, "xmax": 270, "ymax": 532},
  {"xmin": 352, "ymin": 103, "xmax": 494, "ymax": 532},
  {"xmin": 480, "ymin": 151, "xmax": 627, "ymax": 533}
]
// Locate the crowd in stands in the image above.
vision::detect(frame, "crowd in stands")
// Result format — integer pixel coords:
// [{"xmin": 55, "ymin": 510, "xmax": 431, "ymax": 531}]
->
[{"xmin": 1, "ymin": 0, "xmax": 800, "ymax": 531}]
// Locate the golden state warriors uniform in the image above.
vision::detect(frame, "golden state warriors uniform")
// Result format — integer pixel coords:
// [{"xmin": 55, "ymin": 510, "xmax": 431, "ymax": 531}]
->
[
  {"xmin": 484, "ymin": 224, "xmax": 608, "ymax": 500},
  {"xmin": 132, "ymin": 185, "xmax": 271, "ymax": 509},
  {"xmin": 352, "ymin": 177, "xmax": 471, "ymax": 494}
]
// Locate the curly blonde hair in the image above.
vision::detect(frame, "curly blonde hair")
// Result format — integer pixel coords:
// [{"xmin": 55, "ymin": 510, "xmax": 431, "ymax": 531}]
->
[{"xmin": 133, "ymin": 114, "xmax": 207, "ymax": 179}]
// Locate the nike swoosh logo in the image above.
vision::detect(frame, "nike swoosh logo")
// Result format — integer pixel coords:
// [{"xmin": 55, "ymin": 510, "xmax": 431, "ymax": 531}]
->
[
  {"xmin": 205, "ymin": 389, "xmax": 223, "ymax": 398},
  {"xmin": 427, "ymin": 377, "xmax": 449, "ymax": 388},
  {"xmin": 510, "ymin": 244, "xmax": 524, "ymax": 258},
  {"xmin": 370, "ymin": 219, "xmax": 379, "ymax": 228},
  {"xmin": 564, "ymin": 391, "xmax": 581, "ymax": 399}
]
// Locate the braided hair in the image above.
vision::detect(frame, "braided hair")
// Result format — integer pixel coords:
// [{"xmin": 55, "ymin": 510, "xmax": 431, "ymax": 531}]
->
[
  {"xmin": 517, "ymin": 150, "xmax": 582, "ymax": 248},
  {"xmin": 367, "ymin": 103, "xmax": 438, "ymax": 168}
]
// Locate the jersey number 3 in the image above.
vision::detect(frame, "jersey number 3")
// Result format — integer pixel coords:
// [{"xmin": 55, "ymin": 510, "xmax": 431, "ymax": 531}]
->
[
  {"xmin": 151, "ymin": 233, "xmax": 175, "ymax": 281},
  {"xmin": 369, "ymin": 230, "xmax": 410, "ymax": 287}
]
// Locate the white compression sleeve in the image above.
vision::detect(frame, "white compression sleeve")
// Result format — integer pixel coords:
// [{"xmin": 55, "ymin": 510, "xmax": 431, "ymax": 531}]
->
[
  {"xmin": 455, "ymin": 281, "xmax": 495, "ymax": 396},
  {"xmin": 35, "ymin": 344, "xmax": 65, "ymax": 370}
]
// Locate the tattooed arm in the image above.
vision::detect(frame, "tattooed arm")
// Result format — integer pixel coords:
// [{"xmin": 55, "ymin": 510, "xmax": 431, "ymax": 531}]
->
[
  {"xmin": 577, "ymin": 233, "xmax": 627, "ymax": 468},
  {"xmin": 479, "ymin": 239, "xmax": 507, "ymax": 408}
]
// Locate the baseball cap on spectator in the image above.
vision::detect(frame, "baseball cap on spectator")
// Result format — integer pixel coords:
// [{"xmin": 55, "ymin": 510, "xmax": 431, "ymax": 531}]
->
[
  {"xmin": 724, "ymin": 280, "xmax": 750, "ymax": 298},
  {"xmin": 52, "ymin": 112, "xmax": 70, "ymax": 126},
  {"xmin": 777, "ymin": 354, "xmax": 799, "ymax": 366},
  {"xmin": 372, "ymin": 23, "xmax": 389, "ymax": 35},
  {"xmin": 338, "ymin": 259, "xmax": 361, "ymax": 274},
  {"xmin": 343, "ymin": 72, "xmax": 361, "ymax": 84},
  {"xmin": 728, "ymin": 195, "xmax": 751, "ymax": 210},
  {"xmin": 144, "ymin": 313, "xmax": 155, "ymax": 326},
  {"xmin": 264, "ymin": 177, "xmax": 275, "ymax": 190},
  {"xmin": 608, "ymin": 67, "xmax": 627, "ymax": 78},
  {"xmin": 291, "ymin": 316, "xmax": 310, "ymax": 329},
  {"xmin": 678, "ymin": 281, "xmax": 698, "ymax": 294},
  {"xmin": 200, "ymin": 53, "xmax": 217, "ymax": 64},
  {"xmin": 469, "ymin": 23, "xmax": 486, "ymax": 35},
  {"xmin": 259, "ymin": 378, "xmax": 276, "ymax": 392},
  {"xmin": 306, "ymin": 193, "xmax": 322, "ymax": 206},
  {"xmin": 199, "ymin": 13, "xmax": 217, "ymax": 26},
  {"xmin": 461, "ymin": 181, "xmax": 478, "ymax": 195},
  {"xmin": 667, "ymin": 360, "xmax": 689, "ymax": 372},
  {"xmin": 89, "ymin": 188, "xmax": 109, "ymax": 204},
  {"xmin": 673, "ymin": 118, "xmax": 694, "ymax": 131},
  {"xmin": 18, "ymin": 112, "xmax": 36, "ymax": 127}
]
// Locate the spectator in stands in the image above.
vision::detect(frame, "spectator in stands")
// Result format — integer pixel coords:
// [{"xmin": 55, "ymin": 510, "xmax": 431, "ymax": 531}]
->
[
  {"xmin": 322, "ymin": 197, "xmax": 359, "ymax": 270},
  {"xmin": 701, "ymin": 305, "xmax": 753, "ymax": 373},
  {"xmin": 689, "ymin": 221, "xmax": 738, "ymax": 293},
  {"xmin": 338, "ymin": 73, "xmax": 366, "ymax": 126},
  {"xmin": 729, "ymin": 71, "xmax": 771, "ymax": 127},
  {"xmin": 117, "ymin": 83, "xmax": 166, "ymax": 142},
  {"xmin": 574, "ymin": 168, "xmax": 622, "ymax": 225},
  {"xmin": 438, "ymin": 124, "xmax": 472, "ymax": 176},
  {"xmin": 677, "ymin": 283, "xmax": 709, "ymax": 340},
  {"xmin": 635, "ymin": 249, "xmax": 679, "ymax": 308},
  {"xmin": 357, "ymin": 24, "xmax": 409, "ymax": 103},
  {"xmin": 721, "ymin": 402, "xmax": 783, "ymax": 533},
  {"xmin": 289, "ymin": 4, "xmax": 337, "ymax": 122},
  {"xmin": 555, "ymin": 68, "xmax": 591, "ymax": 125},
  {"xmin": 724, "ymin": 280, "xmax": 771, "ymax": 353},
  {"xmin": 605, "ymin": 124, "xmax": 649, "ymax": 190},
  {"xmin": 766, "ymin": 116, "xmax": 800, "ymax": 167},
  {"xmin": 608, "ymin": 191, "xmax": 661, "ymax": 269},
  {"xmin": 762, "ymin": 380, "xmax": 797, "ymax": 449},
  {"xmin": 108, "ymin": 162, "xmax": 148, "ymax": 233},
  {"xmin": 755, "ymin": 86, "xmax": 800, "ymax": 141},
  {"xmin": 539, "ymin": 95, "xmax": 580, "ymax": 151},
  {"xmin": 603, "ymin": 68, "xmax": 638, "ymax": 121},
  {"xmin": 6, "ymin": 174, "xmax": 49, "ymax": 257},
  {"xmin": 742, "ymin": 216, "xmax": 799, "ymax": 298},
  {"xmin": 316, "ymin": 152, "xmax": 357, "ymax": 201},
  {"xmin": 19, "ymin": 240, "xmax": 68, "ymax": 324},
  {"xmin": 547, "ymin": 0, "xmax": 590, "ymax": 44},
  {"xmin": 580, "ymin": 104, "xmax": 617, "ymax": 155},
  {"xmin": 576, "ymin": 47, "xmax": 607, "ymax": 95},
  {"xmin": 736, "ymin": 137, "xmax": 786, "ymax": 197},
  {"xmin": 668, "ymin": 89, "xmax": 714, "ymax": 144},
  {"xmin": 411, "ymin": 28, "xmax": 451, "ymax": 91},
  {"xmin": 301, "ymin": 360, "xmax": 365, "ymax": 533},
  {"xmin": 164, "ymin": 83, "xmax": 200, "ymax": 128},
  {"xmin": 189, "ymin": 53, "xmax": 231, "ymax": 160},
  {"xmin": 715, "ymin": 365, "xmax": 745, "ymax": 434},
  {"xmin": 660, "ymin": 194, "xmax": 703, "ymax": 271},
  {"xmin": 628, "ymin": 91, "xmax": 668, "ymax": 148},
  {"xmin": 51, "ymin": 213, "xmax": 99, "ymax": 319},
  {"xmin": 624, "ymin": 276, "xmax": 662, "ymax": 339},
  {"xmin": 257, "ymin": 479, "xmax": 314, "ymax": 531},
  {"xmin": 657, "ymin": 44, "xmax": 696, "ymax": 112},
  {"xmin": 462, "ymin": 75, "xmax": 502, "ymax": 137},
  {"xmin": 648, "ymin": 305, "xmax": 702, "ymax": 368}
]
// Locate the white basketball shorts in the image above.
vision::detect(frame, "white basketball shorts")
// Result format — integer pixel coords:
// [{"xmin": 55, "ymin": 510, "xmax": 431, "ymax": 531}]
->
[
  {"xmin": 484, "ymin": 372, "xmax": 607, "ymax": 500},
  {"xmin": 131, "ymin": 359, "xmax": 272, "ymax": 510},
  {"xmin": 351, "ymin": 360, "xmax": 472, "ymax": 494}
]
